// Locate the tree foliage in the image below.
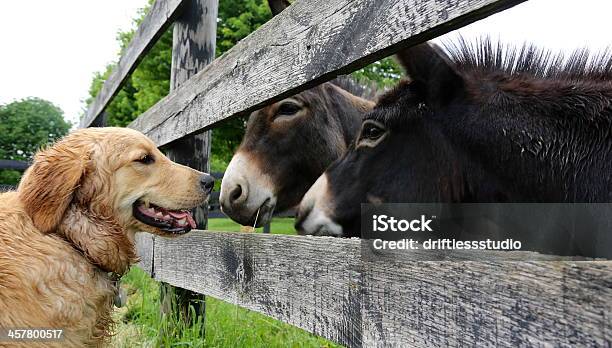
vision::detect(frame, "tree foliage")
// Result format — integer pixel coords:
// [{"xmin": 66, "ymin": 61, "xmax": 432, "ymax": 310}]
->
[
  {"xmin": 87, "ymin": 7, "xmax": 172, "ymax": 127},
  {"xmin": 217, "ymin": 0, "xmax": 272, "ymax": 55},
  {"xmin": 86, "ymin": 0, "xmax": 274, "ymax": 171},
  {"xmin": 85, "ymin": 0, "xmax": 401, "ymax": 171},
  {"xmin": 0, "ymin": 98, "xmax": 71, "ymax": 185},
  {"xmin": 352, "ymin": 58, "xmax": 402, "ymax": 89}
]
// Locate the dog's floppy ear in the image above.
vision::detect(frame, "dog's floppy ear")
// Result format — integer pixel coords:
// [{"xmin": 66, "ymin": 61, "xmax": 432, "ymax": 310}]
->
[{"xmin": 18, "ymin": 136, "xmax": 90, "ymax": 233}]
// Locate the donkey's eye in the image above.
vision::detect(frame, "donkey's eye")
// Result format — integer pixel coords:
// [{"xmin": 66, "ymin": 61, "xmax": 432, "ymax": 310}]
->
[
  {"xmin": 361, "ymin": 123, "xmax": 385, "ymax": 140},
  {"xmin": 276, "ymin": 102, "xmax": 302, "ymax": 116},
  {"xmin": 358, "ymin": 121, "xmax": 387, "ymax": 147},
  {"xmin": 135, "ymin": 154, "xmax": 155, "ymax": 165}
]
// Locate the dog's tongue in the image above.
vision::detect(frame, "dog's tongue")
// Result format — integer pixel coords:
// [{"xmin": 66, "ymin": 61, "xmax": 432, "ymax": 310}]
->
[{"xmin": 168, "ymin": 210, "xmax": 197, "ymax": 229}]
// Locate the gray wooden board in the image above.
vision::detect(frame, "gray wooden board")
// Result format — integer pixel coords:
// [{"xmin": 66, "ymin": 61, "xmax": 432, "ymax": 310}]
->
[
  {"xmin": 165, "ymin": 0, "xmax": 217, "ymax": 228},
  {"xmin": 160, "ymin": 0, "xmax": 218, "ymax": 326},
  {"xmin": 133, "ymin": 230, "xmax": 612, "ymax": 347},
  {"xmin": 80, "ymin": 0, "xmax": 186, "ymax": 128},
  {"xmin": 128, "ymin": 0, "xmax": 527, "ymax": 146},
  {"xmin": 361, "ymin": 260, "xmax": 612, "ymax": 347},
  {"xmin": 170, "ymin": 0, "xmax": 217, "ymax": 91},
  {"xmin": 135, "ymin": 232, "xmax": 154, "ymax": 276}
]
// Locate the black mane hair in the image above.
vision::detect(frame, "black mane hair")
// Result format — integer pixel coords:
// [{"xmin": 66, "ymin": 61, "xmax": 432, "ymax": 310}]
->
[
  {"xmin": 444, "ymin": 37, "xmax": 612, "ymax": 81},
  {"xmin": 373, "ymin": 38, "xmax": 612, "ymax": 126},
  {"xmin": 331, "ymin": 75, "xmax": 379, "ymax": 100}
]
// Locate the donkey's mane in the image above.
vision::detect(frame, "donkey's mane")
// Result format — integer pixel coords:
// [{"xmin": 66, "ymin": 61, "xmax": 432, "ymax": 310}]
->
[
  {"xmin": 373, "ymin": 38, "xmax": 612, "ymax": 129},
  {"xmin": 375, "ymin": 38, "xmax": 612, "ymax": 112},
  {"xmin": 444, "ymin": 37, "xmax": 612, "ymax": 81},
  {"xmin": 331, "ymin": 76, "xmax": 378, "ymax": 100}
]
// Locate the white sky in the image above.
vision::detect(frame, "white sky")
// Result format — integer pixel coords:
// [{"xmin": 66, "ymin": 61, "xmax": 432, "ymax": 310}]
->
[
  {"xmin": 0, "ymin": 0, "xmax": 148, "ymax": 125},
  {"xmin": 0, "ymin": 0, "xmax": 610, "ymax": 126}
]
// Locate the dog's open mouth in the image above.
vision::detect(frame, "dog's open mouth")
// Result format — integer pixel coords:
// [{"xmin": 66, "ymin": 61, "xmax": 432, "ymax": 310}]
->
[{"xmin": 132, "ymin": 201, "xmax": 196, "ymax": 234}]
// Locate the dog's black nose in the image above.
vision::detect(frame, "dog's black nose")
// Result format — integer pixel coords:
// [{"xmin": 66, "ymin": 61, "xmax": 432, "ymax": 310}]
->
[{"xmin": 200, "ymin": 173, "xmax": 215, "ymax": 194}]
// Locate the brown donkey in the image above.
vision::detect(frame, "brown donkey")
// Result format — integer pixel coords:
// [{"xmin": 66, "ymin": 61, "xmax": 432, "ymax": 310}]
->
[
  {"xmin": 219, "ymin": 1, "xmax": 377, "ymax": 227},
  {"xmin": 220, "ymin": 77, "xmax": 375, "ymax": 226}
]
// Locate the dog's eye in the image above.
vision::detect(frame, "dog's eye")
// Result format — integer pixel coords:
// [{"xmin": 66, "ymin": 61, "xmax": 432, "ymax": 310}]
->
[
  {"xmin": 135, "ymin": 154, "xmax": 155, "ymax": 165},
  {"xmin": 276, "ymin": 102, "xmax": 302, "ymax": 116}
]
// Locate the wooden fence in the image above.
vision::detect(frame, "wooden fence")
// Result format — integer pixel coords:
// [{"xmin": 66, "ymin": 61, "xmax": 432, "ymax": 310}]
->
[{"xmin": 81, "ymin": 0, "xmax": 612, "ymax": 346}]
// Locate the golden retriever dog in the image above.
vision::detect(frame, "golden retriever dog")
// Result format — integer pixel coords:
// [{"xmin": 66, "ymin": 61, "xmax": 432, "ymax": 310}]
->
[{"xmin": 0, "ymin": 127, "xmax": 214, "ymax": 347}]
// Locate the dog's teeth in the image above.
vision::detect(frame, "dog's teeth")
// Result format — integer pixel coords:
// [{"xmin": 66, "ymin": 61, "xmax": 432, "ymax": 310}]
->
[
  {"xmin": 147, "ymin": 208, "xmax": 155, "ymax": 214},
  {"xmin": 177, "ymin": 218, "xmax": 186, "ymax": 225},
  {"xmin": 155, "ymin": 212, "xmax": 164, "ymax": 218},
  {"xmin": 144, "ymin": 200, "xmax": 150, "ymax": 208}
]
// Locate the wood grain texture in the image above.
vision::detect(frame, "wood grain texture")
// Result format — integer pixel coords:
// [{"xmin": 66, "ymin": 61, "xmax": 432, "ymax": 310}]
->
[
  {"xmin": 135, "ymin": 233, "xmax": 154, "ymax": 276},
  {"xmin": 80, "ymin": 0, "xmax": 186, "ymax": 128},
  {"xmin": 164, "ymin": 0, "xmax": 217, "ymax": 229},
  {"xmin": 90, "ymin": 111, "xmax": 108, "ymax": 127},
  {"xmin": 152, "ymin": 231, "xmax": 363, "ymax": 346},
  {"xmin": 160, "ymin": 0, "xmax": 218, "ymax": 326},
  {"xmin": 129, "ymin": 0, "xmax": 526, "ymax": 146},
  {"xmin": 361, "ymin": 260, "xmax": 612, "ymax": 347},
  {"xmin": 170, "ymin": 0, "xmax": 217, "ymax": 91},
  {"xmin": 135, "ymin": 230, "xmax": 612, "ymax": 347}
]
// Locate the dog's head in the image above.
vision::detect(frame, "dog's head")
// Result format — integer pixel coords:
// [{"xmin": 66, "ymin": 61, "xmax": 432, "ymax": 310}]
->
[{"xmin": 18, "ymin": 127, "xmax": 213, "ymax": 274}]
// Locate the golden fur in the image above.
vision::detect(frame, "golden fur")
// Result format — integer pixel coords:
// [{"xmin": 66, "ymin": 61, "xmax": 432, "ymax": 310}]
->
[{"xmin": 0, "ymin": 127, "xmax": 208, "ymax": 347}]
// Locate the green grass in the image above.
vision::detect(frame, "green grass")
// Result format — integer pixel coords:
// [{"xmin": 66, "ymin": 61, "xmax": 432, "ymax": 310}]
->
[
  {"xmin": 207, "ymin": 217, "xmax": 297, "ymax": 235},
  {"xmin": 111, "ymin": 218, "xmax": 336, "ymax": 347}
]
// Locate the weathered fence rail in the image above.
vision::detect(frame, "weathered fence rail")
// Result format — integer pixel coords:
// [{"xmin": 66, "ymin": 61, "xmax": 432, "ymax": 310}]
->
[
  {"xmin": 81, "ymin": 0, "xmax": 187, "ymax": 127},
  {"xmin": 127, "ymin": 0, "xmax": 527, "ymax": 146},
  {"xmin": 82, "ymin": 0, "xmax": 612, "ymax": 346},
  {"xmin": 135, "ymin": 232, "xmax": 612, "ymax": 347}
]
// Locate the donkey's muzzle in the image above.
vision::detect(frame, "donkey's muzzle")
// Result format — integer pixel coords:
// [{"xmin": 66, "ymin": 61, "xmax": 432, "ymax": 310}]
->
[{"xmin": 220, "ymin": 152, "xmax": 277, "ymax": 227}]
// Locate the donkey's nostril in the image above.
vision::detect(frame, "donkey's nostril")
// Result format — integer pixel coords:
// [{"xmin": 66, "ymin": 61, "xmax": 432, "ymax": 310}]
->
[{"xmin": 230, "ymin": 185, "xmax": 243, "ymax": 203}]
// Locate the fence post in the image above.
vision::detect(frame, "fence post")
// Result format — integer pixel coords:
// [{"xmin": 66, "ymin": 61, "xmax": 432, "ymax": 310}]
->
[
  {"xmin": 160, "ymin": 0, "xmax": 218, "ymax": 333},
  {"xmin": 90, "ymin": 112, "xmax": 108, "ymax": 127}
]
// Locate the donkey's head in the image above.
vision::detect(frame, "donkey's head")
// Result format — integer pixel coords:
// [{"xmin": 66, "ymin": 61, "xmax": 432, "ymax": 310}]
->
[
  {"xmin": 296, "ymin": 40, "xmax": 612, "ymax": 237},
  {"xmin": 220, "ymin": 82, "xmax": 373, "ymax": 226},
  {"xmin": 220, "ymin": 0, "xmax": 374, "ymax": 227},
  {"xmin": 295, "ymin": 43, "xmax": 467, "ymax": 236}
]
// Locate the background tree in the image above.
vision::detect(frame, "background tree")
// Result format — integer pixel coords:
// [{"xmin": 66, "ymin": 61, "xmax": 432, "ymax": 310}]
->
[
  {"xmin": 86, "ymin": 0, "xmax": 401, "ymax": 171},
  {"xmin": 0, "ymin": 98, "xmax": 71, "ymax": 185}
]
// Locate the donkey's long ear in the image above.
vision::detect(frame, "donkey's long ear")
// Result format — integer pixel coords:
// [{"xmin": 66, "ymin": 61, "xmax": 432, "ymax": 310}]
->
[
  {"xmin": 396, "ymin": 42, "xmax": 464, "ymax": 107},
  {"xmin": 18, "ymin": 136, "xmax": 90, "ymax": 233},
  {"xmin": 268, "ymin": 0, "xmax": 291, "ymax": 16}
]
